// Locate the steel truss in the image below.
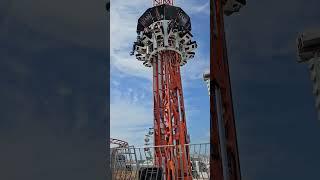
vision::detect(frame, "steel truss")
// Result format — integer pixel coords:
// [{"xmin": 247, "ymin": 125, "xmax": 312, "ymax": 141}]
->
[{"xmin": 153, "ymin": 51, "xmax": 192, "ymax": 180}]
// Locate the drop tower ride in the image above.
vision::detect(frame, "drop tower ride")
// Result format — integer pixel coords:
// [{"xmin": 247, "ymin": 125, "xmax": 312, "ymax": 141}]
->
[{"xmin": 131, "ymin": 0, "xmax": 197, "ymax": 179}]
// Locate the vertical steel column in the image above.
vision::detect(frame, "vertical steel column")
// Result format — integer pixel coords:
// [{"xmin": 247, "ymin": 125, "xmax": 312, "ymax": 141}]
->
[
  {"xmin": 153, "ymin": 55, "xmax": 162, "ymax": 166},
  {"xmin": 215, "ymin": 87, "xmax": 229, "ymax": 180},
  {"xmin": 210, "ymin": 0, "xmax": 224, "ymax": 178},
  {"xmin": 210, "ymin": 0, "xmax": 242, "ymax": 180}
]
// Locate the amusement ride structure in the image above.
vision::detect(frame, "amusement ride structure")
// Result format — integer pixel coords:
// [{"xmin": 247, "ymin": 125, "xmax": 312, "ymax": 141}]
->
[
  {"xmin": 131, "ymin": 0, "xmax": 196, "ymax": 179},
  {"xmin": 109, "ymin": 0, "xmax": 247, "ymax": 179}
]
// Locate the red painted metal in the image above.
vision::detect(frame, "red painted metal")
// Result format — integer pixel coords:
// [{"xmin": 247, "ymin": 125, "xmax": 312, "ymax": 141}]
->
[
  {"xmin": 210, "ymin": 0, "xmax": 242, "ymax": 180},
  {"xmin": 152, "ymin": 51, "xmax": 192, "ymax": 180},
  {"xmin": 153, "ymin": 0, "xmax": 174, "ymax": 6}
]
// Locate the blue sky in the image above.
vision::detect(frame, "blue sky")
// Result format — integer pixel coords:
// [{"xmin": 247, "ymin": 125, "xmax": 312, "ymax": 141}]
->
[{"xmin": 110, "ymin": 0, "xmax": 210, "ymax": 146}]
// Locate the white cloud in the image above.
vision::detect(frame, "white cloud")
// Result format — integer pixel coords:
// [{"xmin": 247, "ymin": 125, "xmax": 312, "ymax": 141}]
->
[
  {"xmin": 110, "ymin": 0, "xmax": 153, "ymax": 80},
  {"xmin": 176, "ymin": 0, "xmax": 210, "ymax": 15},
  {"xmin": 110, "ymin": 86, "xmax": 153, "ymax": 146},
  {"xmin": 111, "ymin": 52, "xmax": 152, "ymax": 80},
  {"xmin": 181, "ymin": 55, "xmax": 209, "ymax": 80},
  {"xmin": 110, "ymin": 0, "xmax": 210, "ymax": 81}
]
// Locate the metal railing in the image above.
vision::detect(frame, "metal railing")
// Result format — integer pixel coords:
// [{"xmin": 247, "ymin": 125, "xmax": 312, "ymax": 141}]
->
[{"xmin": 110, "ymin": 143, "xmax": 210, "ymax": 180}]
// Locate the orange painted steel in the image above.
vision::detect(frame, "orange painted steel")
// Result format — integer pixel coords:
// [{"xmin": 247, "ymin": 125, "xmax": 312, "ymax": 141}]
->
[
  {"xmin": 152, "ymin": 51, "xmax": 192, "ymax": 180},
  {"xmin": 210, "ymin": 1, "xmax": 242, "ymax": 180}
]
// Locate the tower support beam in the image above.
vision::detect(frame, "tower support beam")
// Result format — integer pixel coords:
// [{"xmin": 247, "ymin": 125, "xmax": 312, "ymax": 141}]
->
[{"xmin": 210, "ymin": 0, "xmax": 245, "ymax": 180}]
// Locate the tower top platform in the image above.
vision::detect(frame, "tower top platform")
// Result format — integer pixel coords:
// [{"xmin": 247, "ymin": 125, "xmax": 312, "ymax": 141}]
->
[{"xmin": 137, "ymin": 4, "xmax": 191, "ymax": 33}]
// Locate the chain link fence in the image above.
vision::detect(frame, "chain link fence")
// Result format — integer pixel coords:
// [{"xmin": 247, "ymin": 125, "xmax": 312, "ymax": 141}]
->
[{"xmin": 110, "ymin": 143, "xmax": 210, "ymax": 180}]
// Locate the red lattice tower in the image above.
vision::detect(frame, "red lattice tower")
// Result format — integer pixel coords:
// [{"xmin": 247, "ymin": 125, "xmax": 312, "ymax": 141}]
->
[{"xmin": 131, "ymin": 1, "xmax": 196, "ymax": 180}]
